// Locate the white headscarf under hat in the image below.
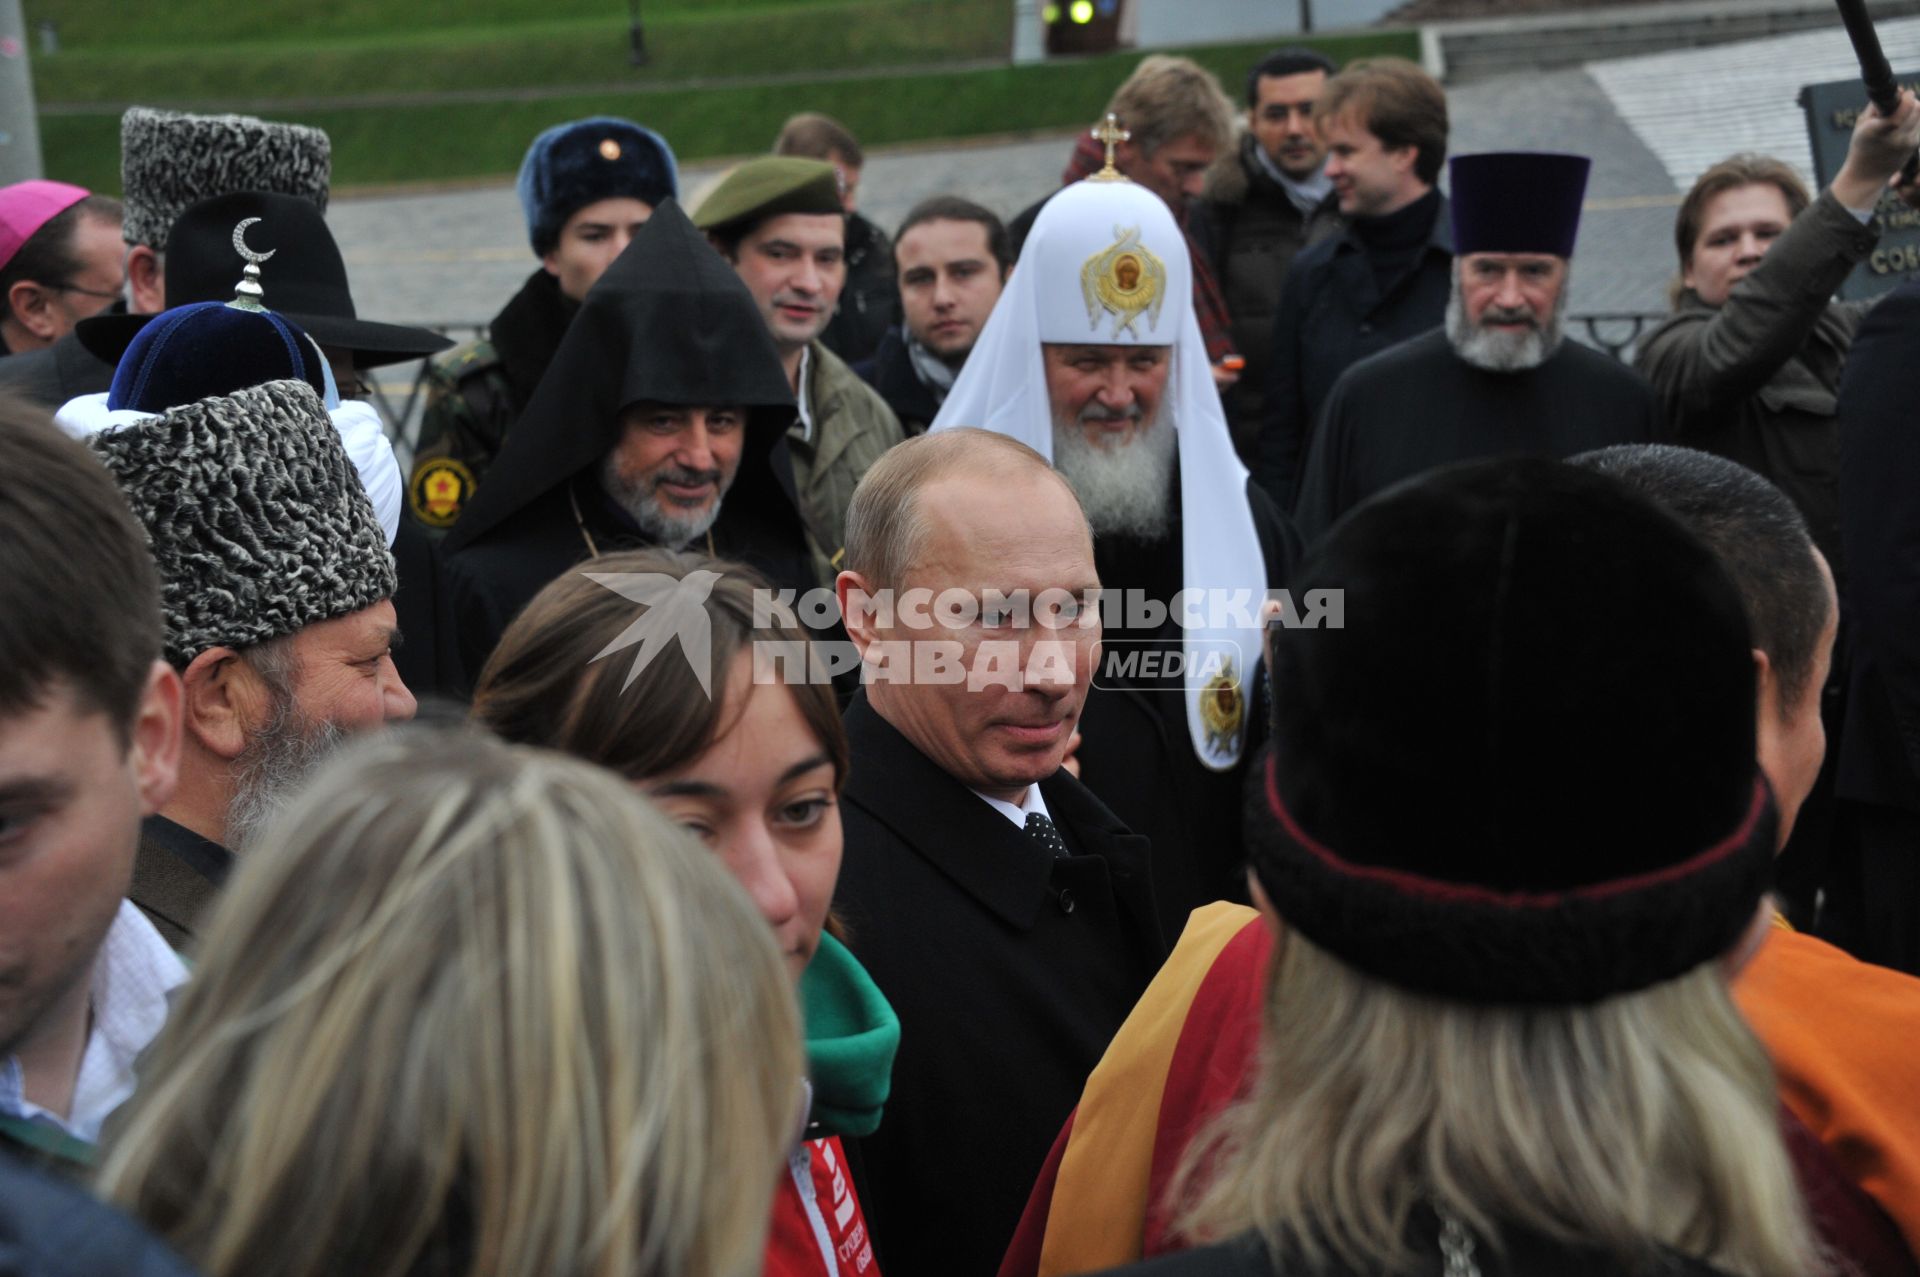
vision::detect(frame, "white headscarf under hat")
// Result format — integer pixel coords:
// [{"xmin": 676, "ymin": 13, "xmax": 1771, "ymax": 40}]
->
[{"xmin": 931, "ymin": 176, "xmax": 1264, "ymax": 770}]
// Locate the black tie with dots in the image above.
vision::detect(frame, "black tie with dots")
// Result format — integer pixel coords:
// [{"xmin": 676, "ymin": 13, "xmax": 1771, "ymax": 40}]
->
[{"xmin": 1026, "ymin": 811, "xmax": 1070, "ymax": 859}]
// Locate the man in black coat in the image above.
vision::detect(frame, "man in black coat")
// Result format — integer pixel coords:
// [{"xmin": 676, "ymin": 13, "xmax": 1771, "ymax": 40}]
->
[
  {"xmin": 1252, "ymin": 57, "xmax": 1453, "ymax": 511},
  {"xmin": 439, "ymin": 200, "xmax": 817, "ymax": 693},
  {"xmin": 832, "ymin": 429, "xmax": 1168, "ymax": 1277},
  {"xmin": 1835, "ymin": 275, "xmax": 1920, "ymax": 974},
  {"xmin": 1292, "ymin": 152, "xmax": 1662, "ymax": 545}
]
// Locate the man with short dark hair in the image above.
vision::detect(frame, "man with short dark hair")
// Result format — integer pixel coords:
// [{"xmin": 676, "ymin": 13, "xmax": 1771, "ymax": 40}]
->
[
  {"xmin": 833, "ymin": 428, "xmax": 1165, "ymax": 1277},
  {"xmin": 856, "ymin": 196, "xmax": 1010, "ymax": 433},
  {"xmin": 0, "ymin": 403, "xmax": 184, "ymax": 1172},
  {"xmin": 1191, "ymin": 48, "xmax": 1343, "ymax": 456},
  {"xmin": 1292, "ymin": 152, "xmax": 1659, "ymax": 543},
  {"xmin": 0, "ymin": 184, "xmax": 124, "ymax": 355},
  {"xmin": 696, "ymin": 157, "xmax": 903, "ymax": 585},
  {"xmin": 1253, "ymin": 56, "xmax": 1453, "ymax": 510},
  {"xmin": 774, "ymin": 111, "xmax": 898, "ymax": 363}
]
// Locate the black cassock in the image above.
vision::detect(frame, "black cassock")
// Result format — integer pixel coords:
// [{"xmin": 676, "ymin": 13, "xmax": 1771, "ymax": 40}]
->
[{"xmin": 1293, "ymin": 328, "xmax": 1662, "ymax": 546}]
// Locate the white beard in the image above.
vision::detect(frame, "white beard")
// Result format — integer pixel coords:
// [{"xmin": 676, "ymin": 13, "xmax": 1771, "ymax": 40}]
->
[
  {"xmin": 1051, "ymin": 406, "xmax": 1176, "ymax": 540},
  {"xmin": 600, "ymin": 453, "xmax": 724, "ymax": 549},
  {"xmin": 1446, "ymin": 274, "xmax": 1569, "ymax": 373}
]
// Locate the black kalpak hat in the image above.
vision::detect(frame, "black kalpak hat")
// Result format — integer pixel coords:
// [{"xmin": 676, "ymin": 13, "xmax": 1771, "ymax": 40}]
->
[
  {"xmin": 1448, "ymin": 151, "xmax": 1591, "ymax": 259},
  {"xmin": 77, "ymin": 191, "xmax": 453, "ymax": 371},
  {"xmin": 1248, "ymin": 458, "xmax": 1775, "ymax": 1005}
]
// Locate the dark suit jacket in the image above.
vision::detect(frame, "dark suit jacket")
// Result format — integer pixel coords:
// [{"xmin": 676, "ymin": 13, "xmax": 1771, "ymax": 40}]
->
[
  {"xmin": 836, "ymin": 693, "xmax": 1166, "ymax": 1277},
  {"xmin": 1837, "ymin": 278, "xmax": 1920, "ymax": 813},
  {"xmin": 132, "ymin": 814, "xmax": 231, "ymax": 949},
  {"xmin": 0, "ymin": 331, "xmax": 115, "ymax": 409}
]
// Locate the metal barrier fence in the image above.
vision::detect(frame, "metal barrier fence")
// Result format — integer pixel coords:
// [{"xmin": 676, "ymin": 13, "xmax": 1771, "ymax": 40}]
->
[{"xmin": 365, "ymin": 312, "xmax": 1672, "ymax": 467}]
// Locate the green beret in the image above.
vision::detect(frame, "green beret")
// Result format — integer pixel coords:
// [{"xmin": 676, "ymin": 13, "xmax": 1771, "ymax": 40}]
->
[{"xmin": 693, "ymin": 157, "xmax": 842, "ymax": 235}]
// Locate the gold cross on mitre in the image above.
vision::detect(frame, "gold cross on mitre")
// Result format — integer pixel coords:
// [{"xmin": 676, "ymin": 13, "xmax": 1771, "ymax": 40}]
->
[{"xmin": 1090, "ymin": 113, "xmax": 1130, "ymax": 182}]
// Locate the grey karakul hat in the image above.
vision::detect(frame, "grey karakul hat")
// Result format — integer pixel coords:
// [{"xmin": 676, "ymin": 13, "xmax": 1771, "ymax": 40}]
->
[
  {"xmin": 87, "ymin": 379, "xmax": 395, "ymax": 667},
  {"xmin": 120, "ymin": 107, "xmax": 331, "ymax": 250}
]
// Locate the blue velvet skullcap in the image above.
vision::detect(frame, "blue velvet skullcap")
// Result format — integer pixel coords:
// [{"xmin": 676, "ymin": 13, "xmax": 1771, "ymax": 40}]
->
[{"xmin": 107, "ymin": 301, "xmax": 326, "ymax": 414}]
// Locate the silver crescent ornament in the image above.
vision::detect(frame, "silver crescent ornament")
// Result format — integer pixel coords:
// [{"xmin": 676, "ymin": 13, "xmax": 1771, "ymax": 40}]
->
[{"xmin": 226, "ymin": 217, "xmax": 273, "ymax": 312}]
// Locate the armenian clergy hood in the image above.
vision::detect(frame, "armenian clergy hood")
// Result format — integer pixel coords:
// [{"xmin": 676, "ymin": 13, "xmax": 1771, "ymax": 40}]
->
[{"xmin": 1293, "ymin": 151, "xmax": 1661, "ymax": 544}]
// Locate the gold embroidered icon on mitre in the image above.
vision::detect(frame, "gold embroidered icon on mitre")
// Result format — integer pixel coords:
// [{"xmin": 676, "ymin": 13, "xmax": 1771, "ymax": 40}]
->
[{"xmin": 1080, "ymin": 224, "xmax": 1166, "ymax": 339}]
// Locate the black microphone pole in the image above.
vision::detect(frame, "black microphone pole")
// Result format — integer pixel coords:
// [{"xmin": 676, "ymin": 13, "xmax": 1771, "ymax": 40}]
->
[{"xmin": 1834, "ymin": 0, "xmax": 1917, "ymax": 182}]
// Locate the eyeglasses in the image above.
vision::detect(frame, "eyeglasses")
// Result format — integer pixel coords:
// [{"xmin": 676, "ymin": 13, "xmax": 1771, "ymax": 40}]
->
[{"xmin": 53, "ymin": 279, "xmax": 125, "ymax": 302}]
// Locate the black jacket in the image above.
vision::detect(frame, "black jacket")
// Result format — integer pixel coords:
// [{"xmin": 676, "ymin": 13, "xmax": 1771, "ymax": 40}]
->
[
  {"xmin": 1837, "ymin": 276, "xmax": 1920, "ymax": 813},
  {"xmin": 0, "ymin": 330, "xmax": 114, "ymax": 408},
  {"xmin": 1253, "ymin": 192, "xmax": 1454, "ymax": 511},
  {"xmin": 820, "ymin": 211, "xmax": 898, "ymax": 365},
  {"xmin": 440, "ymin": 201, "xmax": 812, "ymax": 692},
  {"xmin": 854, "ymin": 323, "xmax": 942, "ymax": 434},
  {"xmin": 835, "ymin": 693, "xmax": 1166, "ymax": 1277},
  {"xmin": 0, "ymin": 1152, "xmax": 203, "ymax": 1276},
  {"xmin": 131, "ymin": 814, "xmax": 232, "ymax": 948},
  {"xmin": 1076, "ymin": 475, "xmax": 1298, "ymax": 936}
]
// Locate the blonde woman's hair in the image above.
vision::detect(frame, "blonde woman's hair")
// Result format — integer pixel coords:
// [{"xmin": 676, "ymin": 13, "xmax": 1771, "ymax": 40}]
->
[
  {"xmin": 1171, "ymin": 932, "xmax": 1821, "ymax": 1277},
  {"xmin": 97, "ymin": 726, "xmax": 802, "ymax": 1277}
]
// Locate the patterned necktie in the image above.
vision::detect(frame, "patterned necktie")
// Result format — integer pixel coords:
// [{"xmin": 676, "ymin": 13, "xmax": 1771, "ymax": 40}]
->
[{"xmin": 1026, "ymin": 811, "xmax": 1070, "ymax": 859}]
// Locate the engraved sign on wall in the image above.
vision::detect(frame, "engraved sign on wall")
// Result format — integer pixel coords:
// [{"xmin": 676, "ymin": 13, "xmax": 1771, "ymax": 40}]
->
[{"xmin": 1803, "ymin": 73, "xmax": 1920, "ymax": 299}]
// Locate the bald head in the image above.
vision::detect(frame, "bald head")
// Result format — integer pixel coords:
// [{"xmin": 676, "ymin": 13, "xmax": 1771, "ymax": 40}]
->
[{"xmin": 845, "ymin": 428, "xmax": 1088, "ymax": 590}]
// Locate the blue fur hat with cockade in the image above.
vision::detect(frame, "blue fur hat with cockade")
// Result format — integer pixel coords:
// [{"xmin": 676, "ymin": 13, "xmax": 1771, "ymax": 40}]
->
[{"xmin": 517, "ymin": 116, "xmax": 680, "ymax": 255}]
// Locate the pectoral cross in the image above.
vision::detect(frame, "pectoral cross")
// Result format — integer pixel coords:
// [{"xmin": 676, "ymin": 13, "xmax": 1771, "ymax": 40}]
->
[{"xmin": 1091, "ymin": 113, "xmax": 1129, "ymax": 180}]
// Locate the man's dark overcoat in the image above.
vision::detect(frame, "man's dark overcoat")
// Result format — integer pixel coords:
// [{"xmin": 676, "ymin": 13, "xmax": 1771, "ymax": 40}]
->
[{"xmin": 835, "ymin": 692, "xmax": 1167, "ymax": 1277}]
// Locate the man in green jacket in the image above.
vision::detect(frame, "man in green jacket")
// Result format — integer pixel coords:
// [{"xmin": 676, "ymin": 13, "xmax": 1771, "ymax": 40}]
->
[{"xmin": 696, "ymin": 157, "xmax": 904, "ymax": 588}]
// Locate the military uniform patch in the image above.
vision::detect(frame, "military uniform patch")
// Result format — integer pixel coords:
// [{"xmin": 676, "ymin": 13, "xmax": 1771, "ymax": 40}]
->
[
  {"xmin": 1080, "ymin": 224, "xmax": 1166, "ymax": 340},
  {"xmin": 409, "ymin": 456, "xmax": 477, "ymax": 529}
]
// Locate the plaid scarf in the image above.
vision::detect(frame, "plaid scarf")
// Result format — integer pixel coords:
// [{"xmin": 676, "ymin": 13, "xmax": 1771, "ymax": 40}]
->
[{"xmin": 1061, "ymin": 131, "xmax": 1236, "ymax": 363}]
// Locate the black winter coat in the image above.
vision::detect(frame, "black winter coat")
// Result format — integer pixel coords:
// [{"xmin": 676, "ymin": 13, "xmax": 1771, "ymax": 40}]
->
[
  {"xmin": 1253, "ymin": 195, "xmax": 1454, "ymax": 511},
  {"xmin": 1837, "ymin": 276, "xmax": 1920, "ymax": 813},
  {"xmin": 820, "ymin": 212, "xmax": 898, "ymax": 366},
  {"xmin": 854, "ymin": 323, "xmax": 942, "ymax": 435},
  {"xmin": 835, "ymin": 694, "xmax": 1166, "ymax": 1277}
]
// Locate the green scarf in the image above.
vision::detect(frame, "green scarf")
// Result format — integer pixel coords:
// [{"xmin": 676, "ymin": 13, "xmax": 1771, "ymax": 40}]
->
[{"xmin": 800, "ymin": 933, "xmax": 899, "ymax": 1139}]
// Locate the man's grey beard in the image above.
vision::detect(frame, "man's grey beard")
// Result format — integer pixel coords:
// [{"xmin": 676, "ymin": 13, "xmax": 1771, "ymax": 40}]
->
[
  {"xmin": 225, "ymin": 688, "xmax": 347, "ymax": 852},
  {"xmin": 1051, "ymin": 404, "xmax": 1176, "ymax": 540},
  {"xmin": 600, "ymin": 453, "xmax": 724, "ymax": 549},
  {"xmin": 1446, "ymin": 272, "xmax": 1570, "ymax": 373}
]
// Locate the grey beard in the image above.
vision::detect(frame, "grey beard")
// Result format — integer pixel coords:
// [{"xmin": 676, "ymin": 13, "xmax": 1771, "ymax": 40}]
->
[
  {"xmin": 1052, "ymin": 407, "xmax": 1176, "ymax": 540},
  {"xmin": 600, "ymin": 453, "xmax": 724, "ymax": 549},
  {"xmin": 225, "ymin": 692, "xmax": 347, "ymax": 853},
  {"xmin": 1446, "ymin": 276, "xmax": 1569, "ymax": 373}
]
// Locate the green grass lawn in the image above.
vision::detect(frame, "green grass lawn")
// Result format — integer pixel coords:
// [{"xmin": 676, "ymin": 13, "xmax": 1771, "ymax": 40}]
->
[
  {"xmin": 31, "ymin": 1, "xmax": 1011, "ymax": 103},
  {"xmin": 29, "ymin": 1, "xmax": 1417, "ymax": 194}
]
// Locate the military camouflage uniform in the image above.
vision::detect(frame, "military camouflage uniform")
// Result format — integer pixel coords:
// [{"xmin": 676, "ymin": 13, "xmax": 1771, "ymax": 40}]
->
[{"xmin": 410, "ymin": 268, "xmax": 576, "ymax": 531}]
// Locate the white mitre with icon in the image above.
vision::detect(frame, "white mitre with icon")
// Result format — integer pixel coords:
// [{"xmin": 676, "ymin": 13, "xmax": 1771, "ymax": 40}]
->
[{"xmin": 932, "ymin": 118, "xmax": 1265, "ymax": 772}]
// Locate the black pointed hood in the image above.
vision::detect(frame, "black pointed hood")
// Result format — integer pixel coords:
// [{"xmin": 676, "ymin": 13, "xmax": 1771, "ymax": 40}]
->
[{"xmin": 445, "ymin": 198, "xmax": 796, "ymax": 552}]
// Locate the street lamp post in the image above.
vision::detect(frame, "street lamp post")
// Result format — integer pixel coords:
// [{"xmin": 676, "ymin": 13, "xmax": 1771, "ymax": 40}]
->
[{"xmin": 628, "ymin": 0, "xmax": 648, "ymax": 66}]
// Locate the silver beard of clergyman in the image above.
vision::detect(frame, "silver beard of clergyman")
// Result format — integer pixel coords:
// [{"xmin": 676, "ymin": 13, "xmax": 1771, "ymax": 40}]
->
[
  {"xmin": 1052, "ymin": 403, "xmax": 1175, "ymax": 541},
  {"xmin": 600, "ymin": 453, "xmax": 726, "ymax": 550},
  {"xmin": 1445, "ymin": 271, "xmax": 1569, "ymax": 374},
  {"xmin": 226, "ymin": 692, "xmax": 347, "ymax": 854}
]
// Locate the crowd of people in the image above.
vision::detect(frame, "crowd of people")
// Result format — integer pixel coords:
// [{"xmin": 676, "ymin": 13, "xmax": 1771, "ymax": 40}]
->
[{"xmin": 3, "ymin": 38, "xmax": 1920, "ymax": 1277}]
